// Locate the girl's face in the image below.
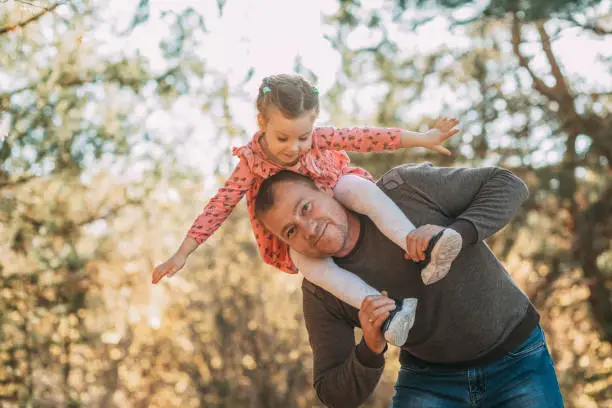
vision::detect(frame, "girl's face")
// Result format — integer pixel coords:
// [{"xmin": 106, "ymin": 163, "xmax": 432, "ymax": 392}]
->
[{"xmin": 258, "ymin": 106, "xmax": 317, "ymax": 166}]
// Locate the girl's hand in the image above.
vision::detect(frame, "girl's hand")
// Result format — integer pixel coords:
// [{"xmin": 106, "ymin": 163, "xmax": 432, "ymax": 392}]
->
[
  {"xmin": 152, "ymin": 253, "xmax": 187, "ymax": 284},
  {"xmin": 422, "ymin": 117, "xmax": 460, "ymax": 155}
]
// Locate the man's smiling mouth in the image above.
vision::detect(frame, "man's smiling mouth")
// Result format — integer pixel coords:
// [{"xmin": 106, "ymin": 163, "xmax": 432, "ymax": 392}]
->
[{"xmin": 313, "ymin": 222, "xmax": 328, "ymax": 246}]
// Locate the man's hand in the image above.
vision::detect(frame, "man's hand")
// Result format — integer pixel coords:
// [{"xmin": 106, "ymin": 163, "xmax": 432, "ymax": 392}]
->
[
  {"xmin": 359, "ymin": 291, "xmax": 395, "ymax": 354},
  {"xmin": 152, "ymin": 253, "xmax": 187, "ymax": 284},
  {"xmin": 422, "ymin": 117, "xmax": 460, "ymax": 156},
  {"xmin": 405, "ymin": 224, "xmax": 445, "ymax": 262}
]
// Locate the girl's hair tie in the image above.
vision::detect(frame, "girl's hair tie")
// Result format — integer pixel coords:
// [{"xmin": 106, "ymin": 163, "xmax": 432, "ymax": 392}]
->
[
  {"xmin": 313, "ymin": 87, "xmax": 319, "ymax": 95},
  {"xmin": 262, "ymin": 86, "xmax": 271, "ymax": 94}
]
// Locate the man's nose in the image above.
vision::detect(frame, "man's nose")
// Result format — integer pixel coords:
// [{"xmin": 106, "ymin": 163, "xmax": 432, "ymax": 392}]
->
[{"xmin": 300, "ymin": 219, "xmax": 318, "ymax": 238}]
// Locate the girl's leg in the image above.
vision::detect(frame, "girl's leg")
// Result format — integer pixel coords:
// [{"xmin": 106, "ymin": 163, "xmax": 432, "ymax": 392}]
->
[
  {"xmin": 335, "ymin": 174, "xmax": 462, "ymax": 285},
  {"xmin": 334, "ymin": 174, "xmax": 414, "ymax": 252},
  {"xmin": 290, "ymin": 248, "xmax": 379, "ymax": 309},
  {"xmin": 291, "ymin": 248, "xmax": 417, "ymax": 347}
]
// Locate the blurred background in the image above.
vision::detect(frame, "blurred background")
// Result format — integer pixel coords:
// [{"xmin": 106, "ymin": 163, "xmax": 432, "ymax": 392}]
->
[{"xmin": 0, "ymin": 0, "xmax": 611, "ymax": 406}]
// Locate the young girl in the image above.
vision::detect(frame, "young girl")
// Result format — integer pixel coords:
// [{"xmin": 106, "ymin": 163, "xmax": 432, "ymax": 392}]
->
[{"xmin": 152, "ymin": 74, "xmax": 462, "ymax": 346}]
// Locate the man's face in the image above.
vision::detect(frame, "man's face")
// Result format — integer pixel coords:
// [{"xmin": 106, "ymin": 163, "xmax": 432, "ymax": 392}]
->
[{"xmin": 258, "ymin": 181, "xmax": 350, "ymax": 258}]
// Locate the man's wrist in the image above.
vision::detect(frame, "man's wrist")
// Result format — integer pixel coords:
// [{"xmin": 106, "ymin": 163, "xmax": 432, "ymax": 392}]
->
[
  {"xmin": 448, "ymin": 219, "xmax": 477, "ymax": 248},
  {"xmin": 355, "ymin": 339, "xmax": 387, "ymax": 368}
]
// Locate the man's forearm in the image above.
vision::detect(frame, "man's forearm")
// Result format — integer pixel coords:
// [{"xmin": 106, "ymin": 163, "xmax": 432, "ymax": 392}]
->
[
  {"xmin": 448, "ymin": 219, "xmax": 478, "ymax": 248},
  {"xmin": 454, "ymin": 168, "xmax": 529, "ymax": 242},
  {"xmin": 314, "ymin": 341, "xmax": 384, "ymax": 408},
  {"xmin": 389, "ymin": 164, "xmax": 529, "ymax": 243}
]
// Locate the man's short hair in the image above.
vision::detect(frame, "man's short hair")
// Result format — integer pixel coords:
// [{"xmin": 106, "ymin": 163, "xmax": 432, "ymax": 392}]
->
[{"xmin": 254, "ymin": 171, "xmax": 318, "ymax": 217}]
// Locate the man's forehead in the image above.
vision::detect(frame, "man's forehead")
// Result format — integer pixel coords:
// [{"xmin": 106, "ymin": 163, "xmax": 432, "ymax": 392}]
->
[{"xmin": 272, "ymin": 181, "xmax": 309, "ymax": 208}]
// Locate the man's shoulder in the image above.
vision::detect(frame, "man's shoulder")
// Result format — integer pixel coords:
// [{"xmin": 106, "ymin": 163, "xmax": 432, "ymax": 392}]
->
[
  {"xmin": 302, "ymin": 278, "xmax": 319, "ymax": 296},
  {"xmin": 376, "ymin": 162, "xmax": 435, "ymax": 190},
  {"xmin": 301, "ymin": 278, "xmax": 335, "ymax": 302},
  {"xmin": 301, "ymin": 279, "xmax": 358, "ymax": 323}
]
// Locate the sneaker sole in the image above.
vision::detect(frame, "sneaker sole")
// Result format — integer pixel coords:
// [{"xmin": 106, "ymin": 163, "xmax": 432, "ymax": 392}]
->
[
  {"xmin": 421, "ymin": 229, "xmax": 462, "ymax": 285},
  {"xmin": 384, "ymin": 298, "xmax": 418, "ymax": 346}
]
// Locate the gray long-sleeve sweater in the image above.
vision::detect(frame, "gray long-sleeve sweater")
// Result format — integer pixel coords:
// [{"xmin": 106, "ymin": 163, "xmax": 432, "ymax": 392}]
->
[{"xmin": 301, "ymin": 163, "xmax": 534, "ymax": 408}]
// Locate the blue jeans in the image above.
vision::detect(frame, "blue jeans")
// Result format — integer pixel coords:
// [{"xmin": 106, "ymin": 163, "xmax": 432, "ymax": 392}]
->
[{"xmin": 391, "ymin": 325, "xmax": 564, "ymax": 407}]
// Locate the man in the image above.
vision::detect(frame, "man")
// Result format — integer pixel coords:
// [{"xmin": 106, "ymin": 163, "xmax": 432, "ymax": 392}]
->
[{"xmin": 255, "ymin": 163, "xmax": 564, "ymax": 407}]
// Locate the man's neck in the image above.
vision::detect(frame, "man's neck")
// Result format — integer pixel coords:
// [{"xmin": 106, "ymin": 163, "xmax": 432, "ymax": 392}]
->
[{"xmin": 334, "ymin": 211, "xmax": 361, "ymax": 258}]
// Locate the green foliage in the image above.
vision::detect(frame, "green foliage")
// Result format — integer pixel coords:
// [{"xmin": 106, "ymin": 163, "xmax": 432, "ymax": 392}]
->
[{"xmin": 392, "ymin": 0, "xmax": 603, "ymax": 20}]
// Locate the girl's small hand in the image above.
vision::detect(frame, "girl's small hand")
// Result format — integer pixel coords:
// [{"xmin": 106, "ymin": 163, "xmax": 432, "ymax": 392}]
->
[
  {"xmin": 152, "ymin": 253, "xmax": 187, "ymax": 284},
  {"xmin": 423, "ymin": 117, "xmax": 460, "ymax": 156}
]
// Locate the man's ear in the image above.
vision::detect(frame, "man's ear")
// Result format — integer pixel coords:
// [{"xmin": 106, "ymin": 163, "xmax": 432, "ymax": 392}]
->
[{"xmin": 257, "ymin": 113, "xmax": 266, "ymax": 133}]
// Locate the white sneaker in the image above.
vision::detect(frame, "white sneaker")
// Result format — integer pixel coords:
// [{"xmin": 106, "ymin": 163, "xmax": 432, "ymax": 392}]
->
[
  {"xmin": 421, "ymin": 229, "xmax": 462, "ymax": 285},
  {"xmin": 383, "ymin": 298, "xmax": 418, "ymax": 347}
]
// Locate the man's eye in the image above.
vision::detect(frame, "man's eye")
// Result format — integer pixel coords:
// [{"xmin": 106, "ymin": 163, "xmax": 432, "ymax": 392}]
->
[
  {"xmin": 287, "ymin": 226, "xmax": 296, "ymax": 239},
  {"xmin": 299, "ymin": 136, "xmax": 309, "ymax": 141},
  {"xmin": 278, "ymin": 137, "xmax": 288, "ymax": 142}
]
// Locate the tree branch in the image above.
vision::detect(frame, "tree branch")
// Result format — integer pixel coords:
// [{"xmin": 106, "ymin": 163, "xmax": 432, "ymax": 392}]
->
[
  {"xmin": 0, "ymin": 2, "xmax": 62, "ymax": 35},
  {"xmin": 75, "ymin": 198, "xmax": 143, "ymax": 227},
  {"xmin": 0, "ymin": 174, "xmax": 37, "ymax": 189},
  {"xmin": 0, "ymin": 84, "xmax": 37, "ymax": 101},
  {"xmin": 565, "ymin": 15, "xmax": 612, "ymax": 36},
  {"xmin": 19, "ymin": 198, "xmax": 143, "ymax": 236},
  {"xmin": 536, "ymin": 22, "xmax": 568, "ymax": 93},
  {"xmin": 511, "ymin": 14, "xmax": 559, "ymax": 102}
]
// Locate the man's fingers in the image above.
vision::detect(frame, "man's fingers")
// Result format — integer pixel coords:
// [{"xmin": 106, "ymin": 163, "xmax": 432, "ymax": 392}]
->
[
  {"xmin": 407, "ymin": 233, "xmax": 419, "ymax": 262},
  {"xmin": 364, "ymin": 300, "xmax": 395, "ymax": 318},
  {"xmin": 368, "ymin": 303, "xmax": 396, "ymax": 328},
  {"xmin": 405, "ymin": 226, "xmax": 440, "ymax": 262},
  {"xmin": 371, "ymin": 302, "xmax": 396, "ymax": 320},
  {"xmin": 371, "ymin": 306, "xmax": 395, "ymax": 328},
  {"xmin": 361, "ymin": 295, "xmax": 395, "ymax": 314},
  {"xmin": 418, "ymin": 225, "xmax": 438, "ymax": 261},
  {"xmin": 418, "ymin": 233, "xmax": 429, "ymax": 259},
  {"xmin": 415, "ymin": 234, "xmax": 427, "ymax": 261},
  {"xmin": 414, "ymin": 233, "xmax": 428, "ymax": 262},
  {"xmin": 415, "ymin": 229, "xmax": 432, "ymax": 261},
  {"xmin": 411, "ymin": 231, "xmax": 428, "ymax": 261}
]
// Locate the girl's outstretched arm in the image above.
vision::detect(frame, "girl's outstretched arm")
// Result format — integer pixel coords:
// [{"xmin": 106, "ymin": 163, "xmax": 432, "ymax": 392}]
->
[
  {"xmin": 152, "ymin": 159, "xmax": 255, "ymax": 283},
  {"xmin": 314, "ymin": 117, "xmax": 459, "ymax": 155}
]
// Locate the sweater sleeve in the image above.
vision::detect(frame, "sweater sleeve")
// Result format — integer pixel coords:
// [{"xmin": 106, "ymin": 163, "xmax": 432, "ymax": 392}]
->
[
  {"xmin": 302, "ymin": 281, "xmax": 385, "ymax": 408},
  {"xmin": 187, "ymin": 159, "xmax": 255, "ymax": 244},
  {"xmin": 387, "ymin": 163, "xmax": 530, "ymax": 243},
  {"xmin": 313, "ymin": 126, "xmax": 402, "ymax": 153}
]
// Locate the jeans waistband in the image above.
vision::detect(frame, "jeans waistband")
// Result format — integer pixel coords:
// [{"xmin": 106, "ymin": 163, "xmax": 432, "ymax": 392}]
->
[{"xmin": 399, "ymin": 304, "xmax": 539, "ymax": 372}]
